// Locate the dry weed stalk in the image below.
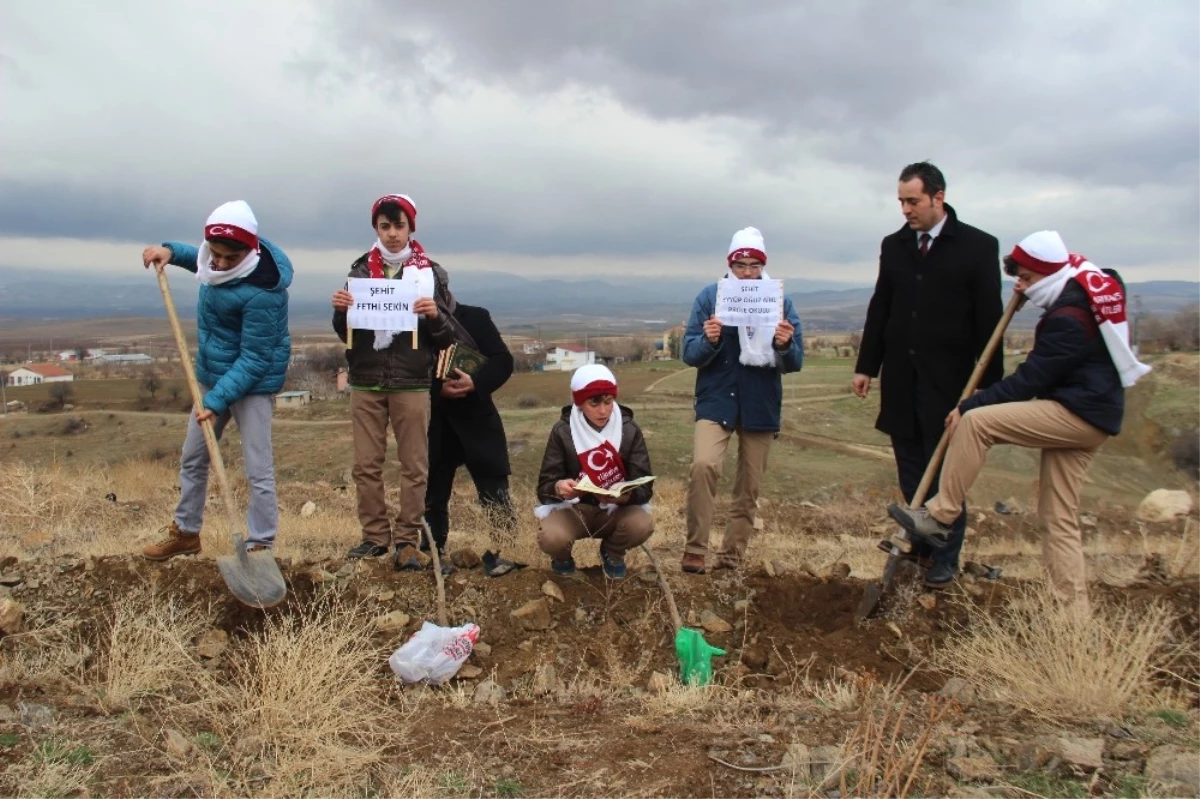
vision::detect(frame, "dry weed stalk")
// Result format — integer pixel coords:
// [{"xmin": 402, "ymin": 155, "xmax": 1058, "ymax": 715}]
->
[
  {"xmin": 0, "ymin": 460, "xmax": 108, "ymax": 536},
  {"xmin": 934, "ymin": 582, "xmax": 1178, "ymax": 721},
  {"xmin": 91, "ymin": 591, "xmax": 213, "ymax": 712},
  {"xmin": 5, "ymin": 752, "xmax": 102, "ymax": 799},
  {"xmin": 837, "ymin": 674, "xmax": 950, "ymax": 799},
  {"xmin": 192, "ymin": 597, "xmax": 398, "ymax": 797}
]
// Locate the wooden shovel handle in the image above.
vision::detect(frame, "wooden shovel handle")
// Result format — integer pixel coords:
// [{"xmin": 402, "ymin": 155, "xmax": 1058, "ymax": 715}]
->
[
  {"xmin": 155, "ymin": 267, "xmax": 241, "ymax": 533},
  {"xmin": 910, "ymin": 291, "xmax": 1026, "ymax": 508}
]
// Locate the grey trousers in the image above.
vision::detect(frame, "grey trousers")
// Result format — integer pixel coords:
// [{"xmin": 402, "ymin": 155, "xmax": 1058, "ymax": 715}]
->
[{"xmin": 174, "ymin": 392, "xmax": 278, "ymax": 547}]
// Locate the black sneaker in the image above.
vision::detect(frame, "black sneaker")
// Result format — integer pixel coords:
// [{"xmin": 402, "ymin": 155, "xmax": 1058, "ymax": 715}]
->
[{"xmin": 347, "ymin": 541, "xmax": 389, "ymax": 559}]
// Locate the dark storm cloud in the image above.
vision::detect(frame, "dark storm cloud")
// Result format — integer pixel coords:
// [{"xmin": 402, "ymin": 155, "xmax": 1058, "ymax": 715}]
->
[{"xmin": 328, "ymin": 0, "xmax": 1199, "ymax": 184}]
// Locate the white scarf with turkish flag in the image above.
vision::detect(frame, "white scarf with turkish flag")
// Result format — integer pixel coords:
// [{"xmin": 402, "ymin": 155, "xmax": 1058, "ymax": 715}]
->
[
  {"xmin": 569, "ymin": 404, "xmax": 625, "ymax": 488},
  {"xmin": 533, "ymin": 405, "xmax": 627, "ymax": 520},
  {"xmin": 1023, "ymin": 254, "xmax": 1151, "ymax": 387}
]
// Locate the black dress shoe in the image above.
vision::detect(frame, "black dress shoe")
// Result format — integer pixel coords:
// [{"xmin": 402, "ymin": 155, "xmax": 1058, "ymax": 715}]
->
[{"xmin": 346, "ymin": 541, "xmax": 389, "ymax": 559}]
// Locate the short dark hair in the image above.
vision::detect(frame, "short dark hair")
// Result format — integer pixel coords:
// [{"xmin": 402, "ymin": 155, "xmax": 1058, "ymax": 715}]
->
[
  {"xmin": 373, "ymin": 201, "xmax": 411, "ymax": 229},
  {"xmin": 208, "ymin": 237, "xmax": 250, "ymax": 253},
  {"xmin": 898, "ymin": 161, "xmax": 946, "ymax": 197},
  {"xmin": 1002, "ymin": 255, "xmax": 1020, "ymax": 277}
]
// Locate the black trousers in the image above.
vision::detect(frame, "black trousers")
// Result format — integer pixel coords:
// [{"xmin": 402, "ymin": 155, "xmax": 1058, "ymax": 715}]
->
[
  {"xmin": 424, "ymin": 423, "xmax": 516, "ymax": 551},
  {"xmin": 890, "ymin": 386, "xmax": 967, "ymax": 568}
]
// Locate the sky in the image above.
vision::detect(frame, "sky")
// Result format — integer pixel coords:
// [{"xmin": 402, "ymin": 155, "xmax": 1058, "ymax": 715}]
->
[{"xmin": 1, "ymin": 0, "xmax": 1197, "ymax": 300}]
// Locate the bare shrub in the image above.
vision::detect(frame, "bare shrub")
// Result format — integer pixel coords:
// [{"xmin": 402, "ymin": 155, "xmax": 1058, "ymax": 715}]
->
[
  {"xmin": 192, "ymin": 598, "xmax": 398, "ymax": 797},
  {"xmin": 49, "ymin": 381, "xmax": 74, "ymax": 409},
  {"xmin": 933, "ymin": 582, "xmax": 1178, "ymax": 721},
  {"xmin": 517, "ymin": 394, "xmax": 540, "ymax": 408},
  {"xmin": 3, "ymin": 742, "xmax": 101, "ymax": 799},
  {"xmin": 834, "ymin": 674, "xmax": 951, "ymax": 799},
  {"xmin": 0, "ymin": 461, "xmax": 107, "ymax": 537},
  {"xmin": 89, "ymin": 592, "xmax": 213, "ymax": 713}
]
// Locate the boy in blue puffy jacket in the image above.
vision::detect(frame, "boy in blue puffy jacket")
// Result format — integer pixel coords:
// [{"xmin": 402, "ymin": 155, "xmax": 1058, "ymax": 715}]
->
[{"xmin": 139, "ymin": 200, "xmax": 292, "ymax": 560}]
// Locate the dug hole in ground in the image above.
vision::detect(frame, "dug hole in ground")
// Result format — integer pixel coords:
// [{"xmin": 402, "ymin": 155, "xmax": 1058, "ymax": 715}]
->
[{"xmin": 0, "ymin": 457, "xmax": 1197, "ymax": 799}]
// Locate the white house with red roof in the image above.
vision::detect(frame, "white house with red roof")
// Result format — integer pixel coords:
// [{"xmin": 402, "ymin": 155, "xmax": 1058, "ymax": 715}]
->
[
  {"xmin": 6, "ymin": 363, "xmax": 75, "ymax": 386},
  {"xmin": 545, "ymin": 345, "xmax": 596, "ymax": 372}
]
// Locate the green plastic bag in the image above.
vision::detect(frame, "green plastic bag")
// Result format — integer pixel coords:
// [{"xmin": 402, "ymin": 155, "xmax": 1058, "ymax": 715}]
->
[{"xmin": 674, "ymin": 627, "xmax": 726, "ymax": 686}]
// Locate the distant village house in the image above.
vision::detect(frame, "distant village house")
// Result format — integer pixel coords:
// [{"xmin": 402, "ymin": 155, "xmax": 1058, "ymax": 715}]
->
[
  {"xmin": 57, "ymin": 348, "xmax": 106, "ymax": 361},
  {"xmin": 544, "ymin": 346, "xmax": 596, "ymax": 372},
  {"xmin": 7, "ymin": 364, "xmax": 75, "ymax": 386},
  {"xmin": 98, "ymin": 353, "xmax": 153, "ymax": 365},
  {"xmin": 275, "ymin": 390, "xmax": 311, "ymax": 408}
]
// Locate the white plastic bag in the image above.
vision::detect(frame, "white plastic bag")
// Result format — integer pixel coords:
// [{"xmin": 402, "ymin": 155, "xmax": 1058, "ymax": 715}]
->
[{"xmin": 388, "ymin": 621, "xmax": 480, "ymax": 685}]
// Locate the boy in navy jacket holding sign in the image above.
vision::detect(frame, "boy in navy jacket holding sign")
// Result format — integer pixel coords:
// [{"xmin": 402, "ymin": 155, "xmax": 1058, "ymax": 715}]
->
[{"xmin": 681, "ymin": 227, "xmax": 804, "ymax": 574}]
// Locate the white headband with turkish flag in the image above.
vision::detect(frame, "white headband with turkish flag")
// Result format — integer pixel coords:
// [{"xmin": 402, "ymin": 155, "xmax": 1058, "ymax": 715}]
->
[
  {"xmin": 196, "ymin": 200, "xmax": 260, "ymax": 286},
  {"xmin": 570, "ymin": 364, "xmax": 618, "ymax": 406},
  {"xmin": 204, "ymin": 200, "xmax": 259, "ymax": 252},
  {"xmin": 1014, "ymin": 230, "xmax": 1151, "ymax": 387},
  {"xmin": 728, "ymin": 226, "xmax": 767, "ymax": 265}
]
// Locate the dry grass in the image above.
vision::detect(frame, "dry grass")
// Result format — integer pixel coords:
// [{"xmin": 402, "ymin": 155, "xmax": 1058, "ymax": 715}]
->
[
  {"xmin": 186, "ymin": 596, "xmax": 400, "ymax": 798},
  {"xmin": 834, "ymin": 674, "xmax": 952, "ymax": 799},
  {"xmin": 87, "ymin": 591, "xmax": 214, "ymax": 713},
  {"xmin": 934, "ymin": 582, "xmax": 1180, "ymax": 721},
  {"xmin": 4, "ymin": 744, "xmax": 102, "ymax": 799}
]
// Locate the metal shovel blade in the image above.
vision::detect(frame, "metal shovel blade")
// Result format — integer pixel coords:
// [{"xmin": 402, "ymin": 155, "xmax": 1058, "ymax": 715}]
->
[{"xmin": 216, "ymin": 535, "xmax": 287, "ymax": 609}]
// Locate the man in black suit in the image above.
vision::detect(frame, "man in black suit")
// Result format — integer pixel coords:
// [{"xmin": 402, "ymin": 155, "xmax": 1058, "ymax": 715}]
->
[
  {"xmin": 425, "ymin": 267, "xmax": 520, "ymax": 577},
  {"xmin": 852, "ymin": 162, "xmax": 1003, "ymax": 587}
]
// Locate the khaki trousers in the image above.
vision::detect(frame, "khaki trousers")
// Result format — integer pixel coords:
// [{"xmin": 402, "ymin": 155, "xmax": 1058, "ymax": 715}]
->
[
  {"xmin": 351, "ymin": 389, "xmax": 431, "ymax": 547},
  {"xmin": 538, "ymin": 504, "xmax": 655, "ymax": 560},
  {"xmin": 685, "ymin": 420, "xmax": 774, "ymax": 559},
  {"xmin": 927, "ymin": 399, "xmax": 1108, "ymax": 611}
]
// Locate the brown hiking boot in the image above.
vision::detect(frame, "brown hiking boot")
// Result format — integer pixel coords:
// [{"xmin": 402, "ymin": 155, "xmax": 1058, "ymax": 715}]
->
[
  {"xmin": 681, "ymin": 552, "xmax": 706, "ymax": 574},
  {"xmin": 143, "ymin": 522, "xmax": 201, "ymax": 561}
]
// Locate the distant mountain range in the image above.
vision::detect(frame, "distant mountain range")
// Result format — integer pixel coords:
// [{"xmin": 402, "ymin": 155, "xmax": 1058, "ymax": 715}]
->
[{"xmin": 1, "ymin": 266, "xmax": 1195, "ymax": 334}]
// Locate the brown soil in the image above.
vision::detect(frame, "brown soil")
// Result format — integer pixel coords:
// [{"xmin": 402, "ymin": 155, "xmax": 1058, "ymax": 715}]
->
[{"xmin": 2, "ymin": 550, "xmax": 1197, "ymax": 798}]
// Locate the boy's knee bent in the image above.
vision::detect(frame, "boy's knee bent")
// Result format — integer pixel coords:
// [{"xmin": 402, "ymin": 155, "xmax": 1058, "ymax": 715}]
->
[
  {"xmin": 621, "ymin": 509, "xmax": 655, "ymax": 546},
  {"xmin": 537, "ymin": 515, "xmax": 574, "ymax": 558}
]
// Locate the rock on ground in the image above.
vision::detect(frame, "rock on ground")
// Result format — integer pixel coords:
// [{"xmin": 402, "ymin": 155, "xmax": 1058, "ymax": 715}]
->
[
  {"xmin": 1136, "ymin": 489, "xmax": 1194, "ymax": 522},
  {"xmin": 938, "ymin": 677, "xmax": 976, "ymax": 709},
  {"xmin": 374, "ymin": 610, "xmax": 411, "ymax": 633},
  {"xmin": 700, "ymin": 609, "xmax": 732, "ymax": 634},
  {"xmin": 196, "ymin": 629, "xmax": 229, "ymax": 659},
  {"xmin": 0, "ymin": 592, "xmax": 23, "ymax": 634},
  {"xmin": 511, "ymin": 598, "xmax": 552, "ymax": 631},
  {"xmin": 473, "ymin": 679, "xmax": 506, "ymax": 706},
  {"xmin": 945, "ymin": 755, "xmax": 1000, "ymax": 783},
  {"xmin": 1145, "ymin": 745, "xmax": 1200, "ymax": 794},
  {"xmin": 541, "ymin": 581, "xmax": 565, "ymax": 602}
]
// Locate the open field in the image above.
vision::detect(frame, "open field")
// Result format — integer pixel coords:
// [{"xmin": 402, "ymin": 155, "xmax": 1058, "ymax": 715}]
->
[{"xmin": 0, "ymin": 353, "xmax": 1197, "ymax": 797}]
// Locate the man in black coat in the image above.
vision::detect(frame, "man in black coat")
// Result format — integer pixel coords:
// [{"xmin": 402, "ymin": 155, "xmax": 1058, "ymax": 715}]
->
[
  {"xmin": 424, "ymin": 268, "xmax": 520, "ymax": 577},
  {"xmin": 853, "ymin": 162, "xmax": 1003, "ymax": 587}
]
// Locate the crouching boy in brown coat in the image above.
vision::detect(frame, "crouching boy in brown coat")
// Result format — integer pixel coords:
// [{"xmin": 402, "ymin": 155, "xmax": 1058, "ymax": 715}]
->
[{"xmin": 535, "ymin": 365, "xmax": 655, "ymax": 579}]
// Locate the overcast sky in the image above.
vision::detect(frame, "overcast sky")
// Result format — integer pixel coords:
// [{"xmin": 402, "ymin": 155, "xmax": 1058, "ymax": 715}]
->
[{"xmin": 1, "ymin": 0, "xmax": 1197, "ymax": 298}]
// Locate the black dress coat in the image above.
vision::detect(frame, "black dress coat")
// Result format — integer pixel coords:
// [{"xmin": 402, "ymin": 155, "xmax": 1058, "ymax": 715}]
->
[
  {"xmin": 854, "ymin": 205, "xmax": 1004, "ymax": 439},
  {"xmin": 429, "ymin": 303, "xmax": 515, "ymax": 477}
]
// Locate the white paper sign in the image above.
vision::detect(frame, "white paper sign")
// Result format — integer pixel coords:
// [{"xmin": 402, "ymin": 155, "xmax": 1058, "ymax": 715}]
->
[
  {"xmin": 347, "ymin": 278, "xmax": 419, "ymax": 332},
  {"xmin": 715, "ymin": 278, "xmax": 783, "ymax": 326}
]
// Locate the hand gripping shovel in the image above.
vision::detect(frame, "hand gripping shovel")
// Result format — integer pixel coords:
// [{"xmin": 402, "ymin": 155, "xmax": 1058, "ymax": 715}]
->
[
  {"xmin": 640, "ymin": 545, "xmax": 726, "ymax": 685},
  {"xmin": 856, "ymin": 291, "xmax": 1025, "ymax": 620},
  {"xmin": 155, "ymin": 266, "xmax": 287, "ymax": 609}
]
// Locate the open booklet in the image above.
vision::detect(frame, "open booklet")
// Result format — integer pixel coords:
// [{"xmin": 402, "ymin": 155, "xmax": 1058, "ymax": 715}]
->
[{"xmin": 574, "ymin": 474, "xmax": 656, "ymax": 498}]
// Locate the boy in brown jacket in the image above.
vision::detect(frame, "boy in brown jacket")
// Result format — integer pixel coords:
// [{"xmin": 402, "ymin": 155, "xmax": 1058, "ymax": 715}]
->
[
  {"xmin": 534, "ymin": 365, "xmax": 655, "ymax": 578},
  {"xmin": 331, "ymin": 194, "xmax": 455, "ymax": 569}
]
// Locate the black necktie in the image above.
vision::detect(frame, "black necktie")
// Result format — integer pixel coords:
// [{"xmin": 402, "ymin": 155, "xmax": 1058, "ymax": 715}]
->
[{"xmin": 919, "ymin": 233, "xmax": 931, "ymax": 258}]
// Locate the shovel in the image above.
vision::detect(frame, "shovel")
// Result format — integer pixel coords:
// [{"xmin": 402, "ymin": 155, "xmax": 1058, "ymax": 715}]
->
[
  {"xmin": 640, "ymin": 545, "xmax": 726, "ymax": 686},
  {"xmin": 856, "ymin": 290, "xmax": 1025, "ymax": 620},
  {"xmin": 154, "ymin": 265, "xmax": 287, "ymax": 609}
]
